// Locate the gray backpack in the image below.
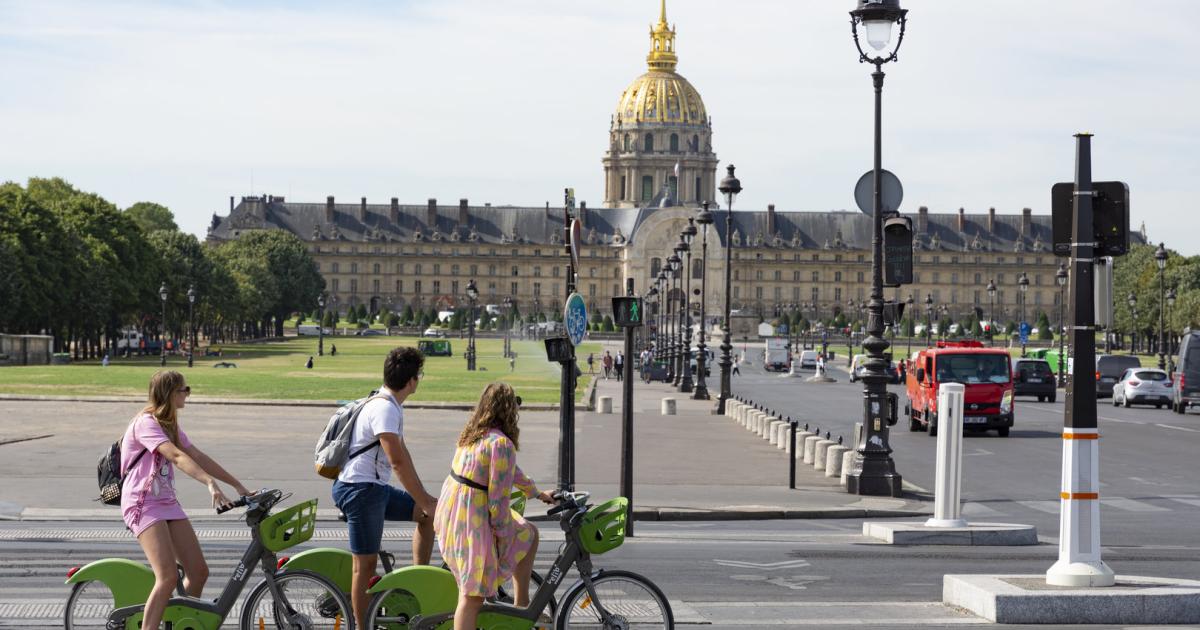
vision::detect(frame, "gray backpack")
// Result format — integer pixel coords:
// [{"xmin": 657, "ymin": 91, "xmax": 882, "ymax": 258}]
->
[{"xmin": 313, "ymin": 392, "xmax": 391, "ymax": 479}]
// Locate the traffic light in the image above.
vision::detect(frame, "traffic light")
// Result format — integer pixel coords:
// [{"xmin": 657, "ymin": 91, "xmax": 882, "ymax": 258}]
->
[
  {"xmin": 883, "ymin": 216, "xmax": 914, "ymax": 286},
  {"xmin": 1051, "ymin": 181, "xmax": 1129, "ymax": 258},
  {"xmin": 611, "ymin": 297, "xmax": 645, "ymax": 328}
]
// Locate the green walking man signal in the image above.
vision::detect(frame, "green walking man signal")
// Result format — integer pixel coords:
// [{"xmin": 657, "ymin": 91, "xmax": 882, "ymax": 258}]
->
[{"xmin": 612, "ymin": 297, "xmax": 644, "ymax": 328}]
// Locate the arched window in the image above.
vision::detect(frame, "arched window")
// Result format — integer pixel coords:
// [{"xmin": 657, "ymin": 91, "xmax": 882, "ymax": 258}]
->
[
  {"xmin": 670, "ymin": 134, "xmax": 679, "ymax": 152},
  {"xmin": 692, "ymin": 134, "xmax": 699, "ymax": 151},
  {"xmin": 623, "ymin": 134, "xmax": 630, "ymax": 151},
  {"xmin": 644, "ymin": 134, "xmax": 653, "ymax": 152}
]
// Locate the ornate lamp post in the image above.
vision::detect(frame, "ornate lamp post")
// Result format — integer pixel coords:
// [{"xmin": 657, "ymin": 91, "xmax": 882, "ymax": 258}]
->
[
  {"xmin": 159, "ymin": 282, "xmax": 168, "ymax": 367},
  {"xmin": 665, "ymin": 254, "xmax": 680, "ymax": 383},
  {"xmin": 924, "ymin": 293, "xmax": 934, "ymax": 348},
  {"xmin": 670, "ymin": 246, "xmax": 685, "ymax": 386},
  {"xmin": 317, "ymin": 293, "xmax": 326, "ymax": 356},
  {"xmin": 186, "ymin": 285, "xmax": 196, "ymax": 368},
  {"xmin": 846, "ymin": 0, "xmax": 907, "ymax": 496},
  {"xmin": 716, "ymin": 164, "xmax": 741, "ymax": 415},
  {"xmin": 1167, "ymin": 287, "xmax": 1177, "ymax": 372},
  {"xmin": 502, "ymin": 296, "xmax": 514, "ymax": 358},
  {"xmin": 986, "ymin": 279, "xmax": 997, "ymax": 346},
  {"xmin": 465, "ymin": 279, "xmax": 478, "ymax": 371},
  {"xmin": 904, "ymin": 294, "xmax": 914, "ymax": 358},
  {"xmin": 694, "ymin": 203, "xmax": 713, "ymax": 400},
  {"xmin": 656, "ymin": 270, "xmax": 668, "ymax": 361},
  {"xmin": 1155, "ymin": 242, "xmax": 1168, "ymax": 369},
  {"xmin": 1127, "ymin": 292, "xmax": 1138, "ymax": 353},
  {"xmin": 679, "ymin": 220, "xmax": 697, "ymax": 393},
  {"xmin": 1018, "ymin": 271, "xmax": 1030, "ymax": 356},
  {"xmin": 1056, "ymin": 264, "xmax": 1068, "ymax": 385}
]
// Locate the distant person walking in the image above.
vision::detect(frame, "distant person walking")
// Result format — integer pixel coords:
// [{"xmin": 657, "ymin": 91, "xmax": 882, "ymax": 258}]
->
[
  {"xmin": 614, "ymin": 352, "xmax": 624, "ymax": 382},
  {"xmin": 602, "ymin": 351, "xmax": 613, "ymax": 380},
  {"xmin": 587, "ymin": 353, "xmax": 595, "ymax": 375},
  {"xmin": 331, "ymin": 344, "xmax": 338, "ymax": 357},
  {"xmin": 639, "ymin": 348, "xmax": 651, "ymax": 382},
  {"xmin": 305, "ymin": 356, "xmax": 314, "ymax": 369}
]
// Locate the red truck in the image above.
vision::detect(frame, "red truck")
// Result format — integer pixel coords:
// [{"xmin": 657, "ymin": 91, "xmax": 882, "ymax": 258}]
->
[{"xmin": 904, "ymin": 340, "xmax": 1015, "ymax": 437}]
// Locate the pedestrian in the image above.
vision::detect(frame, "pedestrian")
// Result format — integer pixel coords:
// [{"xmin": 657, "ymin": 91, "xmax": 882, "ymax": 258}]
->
[
  {"xmin": 331, "ymin": 344, "xmax": 338, "ymax": 357},
  {"xmin": 639, "ymin": 348, "xmax": 651, "ymax": 382},
  {"xmin": 509, "ymin": 355, "xmax": 516, "ymax": 372},
  {"xmin": 332, "ymin": 347, "xmax": 437, "ymax": 628},
  {"xmin": 102, "ymin": 353, "xmax": 110, "ymax": 368},
  {"xmin": 816, "ymin": 352, "xmax": 826, "ymax": 377},
  {"xmin": 306, "ymin": 356, "xmax": 314, "ymax": 369},
  {"xmin": 434, "ymin": 382, "xmax": 555, "ymax": 630},
  {"xmin": 614, "ymin": 351, "xmax": 624, "ymax": 382},
  {"xmin": 587, "ymin": 353, "xmax": 595, "ymax": 375},
  {"xmin": 732, "ymin": 360, "xmax": 741, "ymax": 376},
  {"xmin": 602, "ymin": 351, "xmax": 613, "ymax": 380},
  {"xmin": 120, "ymin": 370, "xmax": 249, "ymax": 630}
]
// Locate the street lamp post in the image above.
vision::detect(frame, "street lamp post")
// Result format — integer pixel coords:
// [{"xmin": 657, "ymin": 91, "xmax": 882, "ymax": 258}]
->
[
  {"xmin": 186, "ymin": 285, "xmax": 196, "ymax": 368},
  {"xmin": 670, "ymin": 246, "xmax": 685, "ymax": 387},
  {"xmin": 466, "ymin": 279, "xmax": 478, "ymax": 371},
  {"xmin": 159, "ymin": 282, "xmax": 168, "ymax": 367},
  {"xmin": 905, "ymin": 294, "xmax": 914, "ymax": 358},
  {"xmin": 1018, "ymin": 271, "xmax": 1029, "ymax": 357},
  {"xmin": 1155, "ymin": 243, "xmax": 1168, "ymax": 369},
  {"xmin": 987, "ymin": 280, "xmax": 997, "ymax": 346},
  {"xmin": 1056, "ymin": 264, "xmax": 1068, "ymax": 386},
  {"xmin": 665, "ymin": 256, "xmax": 680, "ymax": 383},
  {"xmin": 716, "ymin": 165, "xmax": 741, "ymax": 415},
  {"xmin": 846, "ymin": 0, "xmax": 907, "ymax": 497},
  {"xmin": 1128, "ymin": 292, "xmax": 1138, "ymax": 354},
  {"xmin": 680, "ymin": 220, "xmax": 697, "ymax": 393},
  {"xmin": 924, "ymin": 294, "xmax": 934, "ymax": 348},
  {"xmin": 317, "ymin": 293, "xmax": 326, "ymax": 356},
  {"xmin": 502, "ymin": 296, "xmax": 513, "ymax": 359},
  {"xmin": 1167, "ymin": 287, "xmax": 1177, "ymax": 373},
  {"xmin": 694, "ymin": 203, "xmax": 713, "ymax": 400}
]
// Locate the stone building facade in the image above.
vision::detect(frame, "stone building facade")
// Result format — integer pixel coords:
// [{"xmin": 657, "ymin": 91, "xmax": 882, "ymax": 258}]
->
[{"xmin": 206, "ymin": 2, "xmax": 1133, "ymax": 327}]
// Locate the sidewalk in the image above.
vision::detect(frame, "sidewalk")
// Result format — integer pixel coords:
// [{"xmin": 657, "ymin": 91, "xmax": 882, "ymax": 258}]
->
[{"xmin": 0, "ymin": 375, "xmax": 930, "ymax": 521}]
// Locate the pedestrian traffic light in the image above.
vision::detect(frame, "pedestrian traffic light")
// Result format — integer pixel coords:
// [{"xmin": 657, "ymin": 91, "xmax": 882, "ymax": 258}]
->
[
  {"xmin": 612, "ymin": 297, "xmax": 644, "ymax": 328},
  {"xmin": 883, "ymin": 216, "xmax": 914, "ymax": 286},
  {"xmin": 545, "ymin": 336, "xmax": 574, "ymax": 363},
  {"xmin": 1051, "ymin": 181, "xmax": 1129, "ymax": 258}
]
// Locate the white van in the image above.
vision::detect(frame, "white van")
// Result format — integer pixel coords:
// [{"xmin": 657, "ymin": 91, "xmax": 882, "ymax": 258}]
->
[{"xmin": 297, "ymin": 324, "xmax": 331, "ymax": 336}]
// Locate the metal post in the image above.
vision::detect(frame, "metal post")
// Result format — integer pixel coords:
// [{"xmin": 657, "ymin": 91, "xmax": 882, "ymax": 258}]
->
[
  {"xmin": 1046, "ymin": 133, "xmax": 1113, "ymax": 587},
  {"xmin": 846, "ymin": 64, "xmax": 902, "ymax": 497},
  {"xmin": 317, "ymin": 296, "xmax": 325, "ymax": 357},
  {"xmin": 1058, "ymin": 278, "xmax": 1066, "ymax": 386},
  {"xmin": 1158, "ymin": 250, "xmax": 1167, "ymax": 370},
  {"xmin": 187, "ymin": 285, "xmax": 195, "ymax": 369},
  {"xmin": 717, "ymin": 166, "xmax": 740, "ymax": 415},
  {"xmin": 159, "ymin": 282, "xmax": 168, "ymax": 367},
  {"xmin": 620, "ymin": 278, "xmax": 636, "ymax": 536},
  {"xmin": 558, "ymin": 199, "xmax": 578, "ymax": 492},
  {"xmin": 788, "ymin": 420, "xmax": 797, "ymax": 490},
  {"xmin": 680, "ymin": 225, "xmax": 695, "ymax": 393},
  {"xmin": 695, "ymin": 208, "xmax": 711, "ymax": 400}
]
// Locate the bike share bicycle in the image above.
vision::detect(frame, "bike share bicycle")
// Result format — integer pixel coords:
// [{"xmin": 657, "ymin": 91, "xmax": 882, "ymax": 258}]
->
[
  {"xmin": 273, "ymin": 492, "xmax": 555, "ymax": 628},
  {"xmin": 365, "ymin": 491, "xmax": 673, "ymax": 629},
  {"xmin": 63, "ymin": 489, "xmax": 351, "ymax": 630}
]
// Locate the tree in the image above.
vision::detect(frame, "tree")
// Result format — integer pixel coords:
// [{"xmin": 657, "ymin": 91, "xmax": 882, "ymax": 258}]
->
[
  {"xmin": 402, "ymin": 305, "xmax": 415, "ymax": 325},
  {"xmin": 602, "ymin": 314, "xmax": 615, "ymax": 332},
  {"xmin": 220, "ymin": 230, "xmax": 324, "ymax": 337},
  {"xmin": 124, "ymin": 202, "xmax": 178, "ymax": 233},
  {"xmin": 1037, "ymin": 312, "xmax": 1053, "ymax": 340}
]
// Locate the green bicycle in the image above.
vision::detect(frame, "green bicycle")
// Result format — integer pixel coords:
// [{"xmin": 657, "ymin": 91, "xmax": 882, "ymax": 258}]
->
[
  {"xmin": 63, "ymin": 489, "xmax": 351, "ymax": 629},
  {"xmin": 364, "ymin": 490, "xmax": 673, "ymax": 629}
]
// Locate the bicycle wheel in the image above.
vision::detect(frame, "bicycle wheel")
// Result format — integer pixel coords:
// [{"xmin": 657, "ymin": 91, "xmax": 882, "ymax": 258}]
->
[
  {"xmin": 64, "ymin": 580, "xmax": 124, "ymax": 629},
  {"xmin": 239, "ymin": 569, "xmax": 350, "ymax": 630},
  {"xmin": 363, "ymin": 587, "xmax": 423, "ymax": 630},
  {"xmin": 555, "ymin": 569, "xmax": 673, "ymax": 629}
]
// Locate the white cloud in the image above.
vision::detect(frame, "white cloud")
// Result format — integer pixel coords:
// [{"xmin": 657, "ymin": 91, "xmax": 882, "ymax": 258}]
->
[{"xmin": 0, "ymin": 0, "xmax": 1195, "ymax": 253}]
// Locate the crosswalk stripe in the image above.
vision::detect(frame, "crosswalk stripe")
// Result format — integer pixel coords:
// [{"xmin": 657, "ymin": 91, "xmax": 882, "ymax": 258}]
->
[
  {"xmin": 960, "ymin": 502, "xmax": 1005, "ymax": 518},
  {"xmin": 1164, "ymin": 495, "xmax": 1200, "ymax": 508},
  {"xmin": 1100, "ymin": 497, "xmax": 1171, "ymax": 512},
  {"xmin": 1015, "ymin": 500, "xmax": 1060, "ymax": 514}
]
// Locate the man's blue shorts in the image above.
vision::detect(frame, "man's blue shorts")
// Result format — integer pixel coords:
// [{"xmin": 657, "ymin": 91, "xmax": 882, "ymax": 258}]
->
[{"xmin": 332, "ymin": 480, "xmax": 416, "ymax": 555}]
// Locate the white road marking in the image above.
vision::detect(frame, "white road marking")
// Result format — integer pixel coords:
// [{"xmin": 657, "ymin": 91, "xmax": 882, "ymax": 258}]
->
[
  {"xmin": 1100, "ymin": 497, "xmax": 1170, "ymax": 512},
  {"xmin": 961, "ymin": 502, "xmax": 1005, "ymax": 517},
  {"xmin": 1100, "ymin": 416, "xmax": 1145, "ymax": 425},
  {"xmin": 1164, "ymin": 495, "xmax": 1200, "ymax": 508},
  {"xmin": 1016, "ymin": 500, "xmax": 1061, "ymax": 514},
  {"xmin": 1156, "ymin": 423, "xmax": 1200, "ymax": 433},
  {"xmin": 714, "ymin": 558, "xmax": 810, "ymax": 570},
  {"xmin": 963, "ymin": 448, "xmax": 994, "ymax": 457}
]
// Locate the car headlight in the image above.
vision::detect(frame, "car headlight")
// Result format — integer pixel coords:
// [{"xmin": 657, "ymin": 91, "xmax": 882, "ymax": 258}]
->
[{"xmin": 1000, "ymin": 390, "xmax": 1014, "ymax": 414}]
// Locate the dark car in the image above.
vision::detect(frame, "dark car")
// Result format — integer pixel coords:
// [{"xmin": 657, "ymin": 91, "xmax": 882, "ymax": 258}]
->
[
  {"xmin": 1013, "ymin": 358, "xmax": 1057, "ymax": 402},
  {"xmin": 1095, "ymin": 354, "xmax": 1141, "ymax": 398},
  {"xmin": 1173, "ymin": 331, "xmax": 1200, "ymax": 414},
  {"xmin": 355, "ymin": 329, "xmax": 387, "ymax": 336}
]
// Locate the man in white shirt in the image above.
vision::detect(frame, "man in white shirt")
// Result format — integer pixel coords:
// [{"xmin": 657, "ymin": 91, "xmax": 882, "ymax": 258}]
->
[{"xmin": 331, "ymin": 346, "xmax": 437, "ymax": 628}]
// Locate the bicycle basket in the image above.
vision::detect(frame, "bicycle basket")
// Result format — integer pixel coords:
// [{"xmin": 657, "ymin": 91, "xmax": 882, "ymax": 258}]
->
[
  {"xmin": 578, "ymin": 497, "xmax": 628, "ymax": 555},
  {"xmin": 259, "ymin": 499, "xmax": 317, "ymax": 552}
]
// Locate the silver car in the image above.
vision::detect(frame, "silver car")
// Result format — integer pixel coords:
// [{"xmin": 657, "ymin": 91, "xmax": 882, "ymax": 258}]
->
[{"xmin": 1112, "ymin": 368, "xmax": 1173, "ymax": 409}]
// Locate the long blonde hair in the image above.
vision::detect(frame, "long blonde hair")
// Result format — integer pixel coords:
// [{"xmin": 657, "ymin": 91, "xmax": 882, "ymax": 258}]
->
[
  {"xmin": 457, "ymin": 382, "xmax": 520, "ymax": 449},
  {"xmin": 142, "ymin": 370, "xmax": 185, "ymax": 446}
]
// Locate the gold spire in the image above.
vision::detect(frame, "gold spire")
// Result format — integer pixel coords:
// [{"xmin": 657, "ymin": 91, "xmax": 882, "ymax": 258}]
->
[{"xmin": 647, "ymin": 0, "xmax": 678, "ymax": 72}]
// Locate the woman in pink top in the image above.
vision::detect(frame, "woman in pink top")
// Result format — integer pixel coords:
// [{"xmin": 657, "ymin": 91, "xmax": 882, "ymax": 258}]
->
[{"xmin": 120, "ymin": 370, "xmax": 249, "ymax": 629}]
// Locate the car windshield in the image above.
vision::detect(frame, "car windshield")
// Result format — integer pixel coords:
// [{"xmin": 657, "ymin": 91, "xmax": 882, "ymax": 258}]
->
[
  {"xmin": 935, "ymin": 354, "xmax": 1010, "ymax": 384},
  {"xmin": 1134, "ymin": 370, "xmax": 1167, "ymax": 381}
]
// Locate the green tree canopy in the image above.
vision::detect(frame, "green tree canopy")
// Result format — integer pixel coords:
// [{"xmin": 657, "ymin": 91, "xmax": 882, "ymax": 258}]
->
[{"xmin": 124, "ymin": 201, "xmax": 178, "ymax": 233}]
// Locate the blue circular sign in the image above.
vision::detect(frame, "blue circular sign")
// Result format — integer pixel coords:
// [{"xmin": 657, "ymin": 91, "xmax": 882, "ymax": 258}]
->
[{"xmin": 564, "ymin": 293, "xmax": 588, "ymax": 346}]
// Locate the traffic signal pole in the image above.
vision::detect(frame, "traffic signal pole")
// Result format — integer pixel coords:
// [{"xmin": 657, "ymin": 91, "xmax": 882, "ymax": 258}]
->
[{"xmin": 619, "ymin": 278, "xmax": 636, "ymax": 536}]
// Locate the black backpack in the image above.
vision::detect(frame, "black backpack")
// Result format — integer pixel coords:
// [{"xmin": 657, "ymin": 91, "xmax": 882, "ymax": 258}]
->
[{"xmin": 96, "ymin": 440, "xmax": 145, "ymax": 506}]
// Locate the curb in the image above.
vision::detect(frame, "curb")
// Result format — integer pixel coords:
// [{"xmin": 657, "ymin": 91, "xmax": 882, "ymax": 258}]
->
[{"xmin": 0, "ymin": 394, "xmax": 587, "ymax": 412}]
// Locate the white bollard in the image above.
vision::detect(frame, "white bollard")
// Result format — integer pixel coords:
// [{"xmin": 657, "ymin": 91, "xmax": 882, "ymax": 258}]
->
[
  {"xmin": 737, "ymin": 404, "xmax": 747, "ymax": 426},
  {"xmin": 814, "ymin": 439, "xmax": 836, "ymax": 470},
  {"xmin": 750, "ymin": 411, "xmax": 763, "ymax": 433},
  {"xmin": 772, "ymin": 421, "xmax": 787, "ymax": 448},
  {"xmin": 926, "ymin": 383, "xmax": 968, "ymax": 528},
  {"xmin": 660, "ymin": 398, "xmax": 677, "ymax": 415},
  {"xmin": 728, "ymin": 400, "xmax": 739, "ymax": 419},
  {"xmin": 803, "ymin": 435, "xmax": 822, "ymax": 465},
  {"xmin": 794, "ymin": 431, "xmax": 815, "ymax": 457},
  {"xmin": 825, "ymin": 445, "xmax": 849, "ymax": 477},
  {"xmin": 840, "ymin": 448, "xmax": 855, "ymax": 485},
  {"xmin": 598, "ymin": 396, "xmax": 613, "ymax": 414}
]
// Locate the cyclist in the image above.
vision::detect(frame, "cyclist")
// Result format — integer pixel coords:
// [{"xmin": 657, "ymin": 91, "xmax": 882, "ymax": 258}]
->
[
  {"xmin": 434, "ymin": 382, "xmax": 554, "ymax": 630},
  {"xmin": 332, "ymin": 346, "xmax": 438, "ymax": 629},
  {"xmin": 120, "ymin": 370, "xmax": 249, "ymax": 630}
]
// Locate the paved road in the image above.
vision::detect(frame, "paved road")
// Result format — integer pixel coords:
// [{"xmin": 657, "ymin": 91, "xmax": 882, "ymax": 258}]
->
[{"xmin": 4, "ymin": 519, "xmax": 1198, "ymax": 628}]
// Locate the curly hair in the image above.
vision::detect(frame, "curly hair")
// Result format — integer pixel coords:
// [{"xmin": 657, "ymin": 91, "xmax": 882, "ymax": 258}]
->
[
  {"xmin": 457, "ymin": 382, "xmax": 520, "ymax": 449},
  {"xmin": 143, "ymin": 370, "xmax": 185, "ymax": 446}
]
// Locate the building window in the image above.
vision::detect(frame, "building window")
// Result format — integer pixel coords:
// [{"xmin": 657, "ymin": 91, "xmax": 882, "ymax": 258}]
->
[
  {"xmin": 642, "ymin": 175, "xmax": 653, "ymax": 203},
  {"xmin": 534, "ymin": 267, "xmax": 542, "ymax": 277},
  {"xmin": 755, "ymin": 286, "xmax": 762, "ymax": 299},
  {"xmin": 612, "ymin": 283, "xmax": 620, "ymax": 297},
  {"xmin": 834, "ymin": 272, "xmax": 842, "ymax": 282},
  {"xmin": 432, "ymin": 280, "xmax": 440, "ymax": 294},
  {"xmin": 351, "ymin": 263, "xmax": 358, "ymax": 274},
  {"xmin": 773, "ymin": 270, "xmax": 781, "ymax": 281},
  {"xmin": 623, "ymin": 134, "xmax": 630, "ymax": 151},
  {"xmin": 589, "ymin": 283, "xmax": 596, "ymax": 297},
  {"xmin": 857, "ymin": 272, "xmax": 864, "ymax": 283},
  {"xmin": 734, "ymin": 287, "xmax": 740, "ymax": 298},
  {"xmin": 755, "ymin": 270, "xmax": 763, "ymax": 281},
  {"xmin": 511, "ymin": 282, "xmax": 518, "ymax": 296},
  {"xmin": 488, "ymin": 264, "xmax": 496, "ymax": 276},
  {"xmin": 534, "ymin": 282, "xmax": 541, "ymax": 296},
  {"xmin": 812, "ymin": 254, "xmax": 820, "ymax": 261},
  {"xmin": 644, "ymin": 133, "xmax": 653, "ymax": 152},
  {"xmin": 553, "ymin": 266, "xmax": 561, "ymax": 278},
  {"xmin": 332, "ymin": 262, "xmax": 339, "ymax": 273},
  {"xmin": 415, "ymin": 264, "xmax": 423, "ymax": 275},
  {"xmin": 470, "ymin": 264, "xmax": 477, "ymax": 276},
  {"xmin": 834, "ymin": 287, "xmax": 841, "ymax": 302},
  {"xmin": 812, "ymin": 271, "xmax": 819, "ymax": 282},
  {"xmin": 734, "ymin": 270, "xmax": 740, "ymax": 281},
  {"xmin": 373, "ymin": 279, "xmax": 379, "ymax": 294},
  {"xmin": 396, "ymin": 280, "xmax": 402, "ymax": 293},
  {"xmin": 811, "ymin": 287, "xmax": 819, "ymax": 302},
  {"xmin": 794, "ymin": 270, "xmax": 801, "ymax": 282},
  {"xmin": 373, "ymin": 263, "xmax": 380, "ymax": 274},
  {"xmin": 793, "ymin": 287, "xmax": 801, "ymax": 300},
  {"xmin": 396, "ymin": 263, "xmax": 403, "ymax": 274},
  {"xmin": 414, "ymin": 280, "xmax": 421, "ymax": 294},
  {"xmin": 350, "ymin": 279, "xmax": 358, "ymax": 294},
  {"xmin": 511, "ymin": 266, "xmax": 519, "ymax": 277},
  {"xmin": 670, "ymin": 133, "xmax": 679, "ymax": 152},
  {"xmin": 668, "ymin": 175, "xmax": 677, "ymax": 200},
  {"xmin": 451, "ymin": 264, "xmax": 459, "ymax": 276},
  {"xmin": 774, "ymin": 287, "xmax": 781, "ymax": 300},
  {"xmin": 332, "ymin": 279, "xmax": 340, "ymax": 292},
  {"xmin": 433, "ymin": 264, "xmax": 441, "ymax": 275},
  {"xmin": 620, "ymin": 176, "xmax": 627, "ymax": 200},
  {"xmin": 451, "ymin": 280, "xmax": 459, "ymax": 296}
]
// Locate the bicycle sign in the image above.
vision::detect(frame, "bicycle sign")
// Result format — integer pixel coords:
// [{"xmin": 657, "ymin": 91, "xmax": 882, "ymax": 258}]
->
[{"xmin": 565, "ymin": 292, "xmax": 588, "ymax": 346}]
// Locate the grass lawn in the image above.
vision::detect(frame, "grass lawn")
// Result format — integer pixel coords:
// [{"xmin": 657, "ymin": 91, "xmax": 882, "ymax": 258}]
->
[{"xmin": 0, "ymin": 336, "xmax": 600, "ymax": 404}]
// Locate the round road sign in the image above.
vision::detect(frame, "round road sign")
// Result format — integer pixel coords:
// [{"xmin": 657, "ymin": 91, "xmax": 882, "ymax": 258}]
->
[
  {"xmin": 564, "ymin": 292, "xmax": 588, "ymax": 346},
  {"xmin": 854, "ymin": 169, "xmax": 903, "ymax": 215}
]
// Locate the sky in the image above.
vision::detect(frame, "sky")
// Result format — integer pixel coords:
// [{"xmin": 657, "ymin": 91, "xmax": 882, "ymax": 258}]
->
[{"xmin": 1, "ymin": 0, "xmax": 1196, "ymax": 255}]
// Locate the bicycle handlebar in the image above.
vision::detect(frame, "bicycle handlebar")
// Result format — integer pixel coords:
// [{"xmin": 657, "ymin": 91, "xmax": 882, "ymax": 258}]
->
[
  {"xmin": 215, "ymin": 488, "xmax": 282, "ymax": 514},
  {"xmin": 546, "ymin": 490, "xmax": 591, "ymax": 517},
  {"xmin": 215, "ymin": 496, "xmax": 248, "ymax": 515}
]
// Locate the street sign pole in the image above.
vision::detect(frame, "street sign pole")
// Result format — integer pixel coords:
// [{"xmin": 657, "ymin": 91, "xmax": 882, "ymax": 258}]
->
[
  {"xmin": 1046, "ymin": 133, "xmax": 1115, "ymax": 587},
  {"xmin": 557, "ymin": 189, "xmax": 580, "ymax": 492},
  {"xmin": 614, "ymin": 279, "xmax": 641, "ymax": 536}
]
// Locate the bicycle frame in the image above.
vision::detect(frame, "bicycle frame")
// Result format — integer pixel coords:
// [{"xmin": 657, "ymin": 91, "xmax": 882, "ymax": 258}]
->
[{"xmin": 65, "ymin": 492, "xmax": 303, "ymax": 630}]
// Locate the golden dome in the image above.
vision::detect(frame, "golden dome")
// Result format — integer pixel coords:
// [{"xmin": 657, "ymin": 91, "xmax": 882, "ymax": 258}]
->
[{"xmin": 614, "ymin": 0, "xmax": 708, "ymax": 127}]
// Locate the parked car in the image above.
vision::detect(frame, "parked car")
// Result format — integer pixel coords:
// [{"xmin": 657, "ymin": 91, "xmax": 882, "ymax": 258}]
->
[
  {"xmin": 1113, "ymin": 367, "xmax": 1172, "ymax": 408},
  {"xmin": 422, "ymin": 327, "xmax": 447, "ymax": 338},
  {"xmin": 905, "ymin": 340, "xmax": 1014, "ymax": 437},
  {"xmin": 1172, "ymin": 330, "xmax": 1200, "ymax": 414},
  {"xmin": 355, "ymin": 329, "xmax": 387, "ymax": 336},
  {"xmin": 1095, "ymin": 354, "xmax": 1142, "ymax": 398},
  {"xmin": 1013, "ymin": 358, "xmax": 1057, "ymax": 402},
  {"xmin": 799, "ymin": 350, "xmax": 819, "ymax": 369},
  {"xmin": 417, "ymin": 339, "xmax": 453, "ymax": 357}
]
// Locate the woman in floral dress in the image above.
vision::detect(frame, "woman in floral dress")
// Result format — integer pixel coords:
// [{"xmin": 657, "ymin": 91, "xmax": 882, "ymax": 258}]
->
[{"xmin": 434, "ymin": 383, "xmax": 554, "ymax": 630}]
